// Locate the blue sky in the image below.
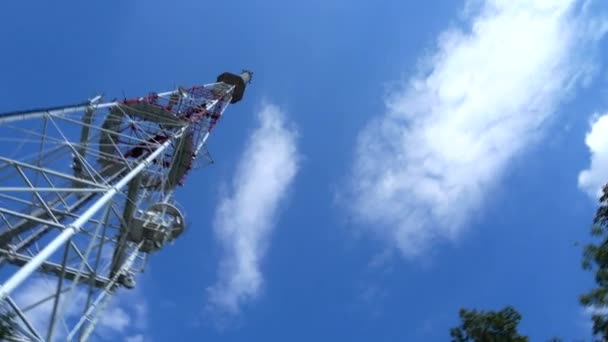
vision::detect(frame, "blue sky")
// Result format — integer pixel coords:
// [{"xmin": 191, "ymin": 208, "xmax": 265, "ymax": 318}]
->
[{"xmin": 2, "ymin": 1, "xmax": 608, "ymax": 341}]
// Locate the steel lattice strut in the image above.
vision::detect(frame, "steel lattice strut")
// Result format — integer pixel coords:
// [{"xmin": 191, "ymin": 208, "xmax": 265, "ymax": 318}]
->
[{"xmin": 0, "ymin": 71, "xmax": 252, "ymax": 341}]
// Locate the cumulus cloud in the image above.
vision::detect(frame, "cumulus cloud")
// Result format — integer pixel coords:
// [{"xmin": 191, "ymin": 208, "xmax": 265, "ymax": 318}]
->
[
  {"xmin": 579, "ymin": 114, "xmax": 608, "ymax": 198},
  {"xmin": 348, "ymin": 0, "xmax": 607, "ymax": 257},
  {"xmin": 13, "ymin": 277, "xmax": 146, "ymax": 340},
  {"xmin": 13, "ymin": 278, "xmax": 92, "ymax": 340},
  {"xmin": 207, "ymin": 104, "xmax": 299, "ymax": 314},
  {"xmin": 99, "ymin": 306, "xmax": 131, "ymax": 333}
]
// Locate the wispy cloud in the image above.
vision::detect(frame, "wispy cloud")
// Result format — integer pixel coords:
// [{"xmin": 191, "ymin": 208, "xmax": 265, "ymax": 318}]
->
[
  {"xmin": 579, "ymin": 113, "xmax": 608, "ymax": 198},
  {"xmin": 125, "ymin": 334, "xmax": 145, "ymax": 342},
  {"xmin": 207, "ymin": 103, "xmax": 299, "ymax": 314},
  {"xmin": 347, "ymin": 0, "xmax": 607, "ymax": 257}
]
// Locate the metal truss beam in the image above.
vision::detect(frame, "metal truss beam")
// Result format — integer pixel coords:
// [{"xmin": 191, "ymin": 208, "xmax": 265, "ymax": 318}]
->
[{"xmin": 1, "ymin": 250, "xmax": 110, "ymax": 288}]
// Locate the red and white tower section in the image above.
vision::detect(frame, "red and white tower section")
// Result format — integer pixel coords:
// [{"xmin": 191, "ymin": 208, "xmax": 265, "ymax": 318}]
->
[{"xmin": 0, "ymin": 70, "xmax": 252, "ymax": 341}]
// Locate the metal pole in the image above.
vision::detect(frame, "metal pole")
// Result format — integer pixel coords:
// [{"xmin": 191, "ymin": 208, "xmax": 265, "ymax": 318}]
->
[
  {"xmin": 0, "ymin": 126, "xmax": 187, "ymax": 300},
  {"xmin": 0, "ymin": 102, "xmax": 114, "ymax": 125},
  {"xmin": 46, "ymin": 241, "xmax": 71, "ymax": 342},
  {"xmin": 0, "ymin": 89, "xmax": 182, "ymax": 125}
]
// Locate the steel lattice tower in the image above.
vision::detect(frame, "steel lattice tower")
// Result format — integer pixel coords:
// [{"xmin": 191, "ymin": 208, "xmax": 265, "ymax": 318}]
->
[{"xmin": 0, "ymin": 70, "xmax": 252, "ymax": 341}]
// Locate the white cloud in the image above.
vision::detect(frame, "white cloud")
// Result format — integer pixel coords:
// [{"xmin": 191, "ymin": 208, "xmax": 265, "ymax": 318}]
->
[
  {"xmin": 207, "ymin": 103, "xmax": 299, "ymax": 314},
  {"xmin": 348, "ymin": 0, "xmax": 607, "ymax": 257},
  {"xmin": 585, "ymin": 305, "xmax": 608, "ymax": 316},
  {"xmin": 133, "ymin": 301, "xmax": 148, "ymax": 330},
  {"xmin": 13, "ymin": 277, "xmax": 87, "ymax": 340},
  {"xmin": 126, "ymin": 334, "xmax": 145, "ymax": 342},
  {"xmin": 13, "ymin": 276, "xmax": 146, "ymax": 340},
  {"xmin": 99, "ymin": 306, "xmax": 131, "ymax": 333},
  {"xmin": 578, "ymin": 113, "xmax": 608, "ymax": 198},
  {"xmin": 580, "ymin": 306, "xmax": 608, "ymax": 338}
]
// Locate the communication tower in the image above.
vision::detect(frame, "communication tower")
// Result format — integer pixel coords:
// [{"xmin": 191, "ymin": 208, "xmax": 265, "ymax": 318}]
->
[{"xmin": 0, "ymin": 70, "xmax": 252, "ymax": 341}]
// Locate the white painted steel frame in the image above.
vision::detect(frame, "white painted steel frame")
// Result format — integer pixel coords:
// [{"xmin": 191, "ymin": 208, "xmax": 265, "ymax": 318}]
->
[{"xmin": 0, "ymin": 82, "xmax": 234, "ymax": 341}]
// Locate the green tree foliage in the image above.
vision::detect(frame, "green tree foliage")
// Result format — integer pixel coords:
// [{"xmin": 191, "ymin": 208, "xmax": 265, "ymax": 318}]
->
[
  {"xmin": 581, "ymin": 184, "xmax": 608, "ymax": 339},
  {"xmin": 450, "ymin": 306, "xmax": 528, "ymax": 342}
]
